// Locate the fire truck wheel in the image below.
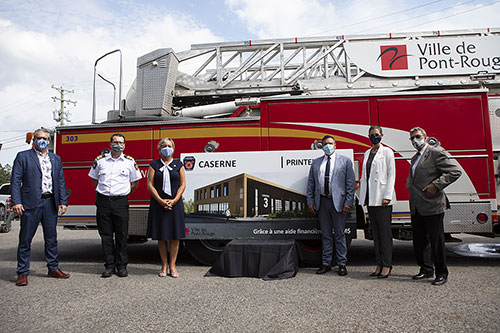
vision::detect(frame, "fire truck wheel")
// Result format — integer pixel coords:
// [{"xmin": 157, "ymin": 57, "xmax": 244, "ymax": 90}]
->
[
  {"xmin": 296, "ymin": 237, "xmax": 352, "ymax": 267},
  {"xmin": 184, "ymin": 240, "xmax": 230, "ymax": 265},
  {"xmin": 0, "ymin": 211, "xmax": 12, "ymax": 233}
]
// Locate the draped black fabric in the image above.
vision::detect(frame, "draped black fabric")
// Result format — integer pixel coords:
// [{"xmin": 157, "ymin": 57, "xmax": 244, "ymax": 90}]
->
[{"xmin": 205, "ymin": 240, "xmax": 299, "ymax": 280}]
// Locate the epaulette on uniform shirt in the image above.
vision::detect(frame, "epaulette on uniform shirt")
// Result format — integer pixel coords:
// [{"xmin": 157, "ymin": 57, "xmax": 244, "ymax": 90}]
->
[
  {"xmin": 124, "ymin": 154, "xmax": 139, "ymax": 170},
  {"xmin": 92, "ymin": 154, "xmax": 105, "ymax": 169}
]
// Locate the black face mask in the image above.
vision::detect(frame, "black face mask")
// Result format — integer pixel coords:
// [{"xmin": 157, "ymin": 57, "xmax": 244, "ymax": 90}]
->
[{"xmin": 369, "ymin": 134, "xmax": 382, "ymax": 145}]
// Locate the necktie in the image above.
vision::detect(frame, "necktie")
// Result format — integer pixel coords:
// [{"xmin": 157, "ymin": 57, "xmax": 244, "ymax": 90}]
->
[{"xmin": 324, "ymin": 156, "xmax": 331, "ymax": 196}]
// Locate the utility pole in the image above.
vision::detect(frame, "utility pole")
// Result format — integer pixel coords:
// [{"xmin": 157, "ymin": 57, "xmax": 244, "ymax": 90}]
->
[{"xmin": 52, "ymin": 85, "xmax": 77, "ymax": 126}]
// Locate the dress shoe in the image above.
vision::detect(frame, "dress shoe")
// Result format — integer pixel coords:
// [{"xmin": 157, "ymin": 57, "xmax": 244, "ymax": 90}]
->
[
  {"xmin": 378, "ymin": 267, "xmax": 392, "ymax": 279},
  {"xmin": 117, "ymin": 267, "xmax": 128, "ymax": 277},
  {"xmin": 48, "ymin": 269, "xmax": 70, "ymax": 279},
  {"xmin": 16, "ymin": 274, "xmax": 28, "ymax": 286},
  {"xmin": 101, "ymin": 268, "xmax": 115, "ymax": 278},
  {"xmin": 369, "ymin": 271, "xmax": 381, "ymax": 277},
  {"xmin": 431, "ymin": 276, "xmax": 447, "ymax": 286},
  {"xmin": 412, "ymin": 272, "xmax": 434, "ymax": 280},
  {"xmin": 316, "ymin": 265, "xmax": 331, "ymax": 274},
  {"xmin": 338, "ymin": 266, "xmax": 348, "ymax": 276}
]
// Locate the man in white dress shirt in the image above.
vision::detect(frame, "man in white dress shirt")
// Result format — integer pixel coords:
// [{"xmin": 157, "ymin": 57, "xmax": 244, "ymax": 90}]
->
[{"xmin": 88, "ymin": 133, "xmax": 142, "ymax": 278}]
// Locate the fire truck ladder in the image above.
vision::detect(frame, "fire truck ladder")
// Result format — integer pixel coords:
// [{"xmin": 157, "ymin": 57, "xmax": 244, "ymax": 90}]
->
[
  {"xmin": 170, "ymin": 27, "xmax": 500, "ymax": 98},
  {"xmin": 124, "ymin": 28, "xmax": 499, "ymax": 118}
]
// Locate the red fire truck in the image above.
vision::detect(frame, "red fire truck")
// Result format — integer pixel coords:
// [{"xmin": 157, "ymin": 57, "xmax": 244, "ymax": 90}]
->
[{"xmin": 55, "ymin": 28, "xmax": 500, "ymax": 264}]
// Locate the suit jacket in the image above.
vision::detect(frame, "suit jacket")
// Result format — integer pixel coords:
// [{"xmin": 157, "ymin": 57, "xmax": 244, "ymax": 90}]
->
[
  {"xmin": 359, "ymin": 145, "xmax": 396, "ymax": 206},
  {"xmin": 307, "ymin": 153, "xmax": 355, "ymax": 212},
  {"xmin": 11, "ymin": 149, "xmax": 68, "ymax": 211},
  {"xmin": 406, "ymin": 144, "xmax": 461, "ymax": 216}
]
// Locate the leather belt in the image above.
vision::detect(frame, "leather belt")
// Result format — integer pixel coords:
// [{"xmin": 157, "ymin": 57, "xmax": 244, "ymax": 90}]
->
[
  {"xmin": 97, "ymin": 192, "xmax": 127, "ymax": 200},
  {"xmin": 321, "ymin": 194, "xmax": 332, "ymax": 199},
  {"xmin": 41, "ymin": 193, "xmax": 53, "ymax": 199}
]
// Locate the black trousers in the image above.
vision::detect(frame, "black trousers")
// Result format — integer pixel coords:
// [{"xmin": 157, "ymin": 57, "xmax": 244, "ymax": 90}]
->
[
  {"xmin": 368, "ymin": 205, "xmax": 393, "ymax": 267},
  {"xmin": 96, "ymin": 194, "xmax": 129, "ymax": 269},
  {"xmin": 411, "ymin": 210, "xmax": 448, "ymax": 278}
]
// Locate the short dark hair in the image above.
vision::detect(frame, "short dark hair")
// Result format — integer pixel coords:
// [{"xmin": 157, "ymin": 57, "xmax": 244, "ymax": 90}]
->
[
  {"xmin": 321, "ymin": 135, "xmax": 335, "ymax": 144},
  {"xmin": 368, "ymin": 126, "xmax": 383, "ymax": 135},
  {"xmin": 409, "ymin": 127, "xmax": 427, "ymax": 137},
  {"xmin": 110, "ymin": 133, "xmax": 126, "ymax": 143}
]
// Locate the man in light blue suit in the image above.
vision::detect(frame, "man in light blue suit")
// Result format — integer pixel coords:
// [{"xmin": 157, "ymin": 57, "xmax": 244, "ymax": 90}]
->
[
  {"xmin": 307, "ymin": 135, "xmax": 355, "ymax": 276},
  {"xmin": 11, "ymin": 128, "xmax": 70, "ymax": 286}
]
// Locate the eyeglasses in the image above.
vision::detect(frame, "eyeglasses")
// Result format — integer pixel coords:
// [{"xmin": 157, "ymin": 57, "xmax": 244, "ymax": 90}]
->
[{"xmin": 410, "ymin": 134, "xmax": 423, "ymax": 140}]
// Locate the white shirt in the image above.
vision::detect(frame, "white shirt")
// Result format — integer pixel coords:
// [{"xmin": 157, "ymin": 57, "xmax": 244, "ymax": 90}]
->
[
  {"xmin": 412, "ymin": 144, "xmax": 428, "ymax": 176},
  {"xmin": 88, "ymin": 153, "xmax": 142, "ymax": 196},
  {"xmin": 319, "ymin": 153, "xmax": 335, "ymax": 196},
  {"xmin": 36, "ymin": 149, "xmax": 53, "ymax": 194}
]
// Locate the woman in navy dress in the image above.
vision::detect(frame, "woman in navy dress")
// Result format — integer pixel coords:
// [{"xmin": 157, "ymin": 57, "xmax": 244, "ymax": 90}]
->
[{"xmin": 147, "ymin": 138, "xmax": 186, "ymax": 278}]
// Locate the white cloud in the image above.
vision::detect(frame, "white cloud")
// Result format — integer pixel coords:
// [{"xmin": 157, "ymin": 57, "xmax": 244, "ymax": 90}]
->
[
  {"xmin": 225, "ymin": 0, "xmax": 500, "ymax": 38},
  {"xmin": 225, "ymin": 0, "xmax": 339, "ymax": 38},
  {"xmin": 0, "ymin": 1, "xmax": 222, "ymax": 165}
]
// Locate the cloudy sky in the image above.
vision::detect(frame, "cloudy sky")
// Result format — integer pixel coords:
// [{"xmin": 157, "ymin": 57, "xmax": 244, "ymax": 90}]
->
[{"xmin": 0, "ymin": 0, "xmax": 499, "ymax": 166}]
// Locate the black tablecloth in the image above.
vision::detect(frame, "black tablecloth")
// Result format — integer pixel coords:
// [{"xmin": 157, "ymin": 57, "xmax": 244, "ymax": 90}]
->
[{"xmin": 205, "ymin": 240, "xmax": 299, "ymax": 280}]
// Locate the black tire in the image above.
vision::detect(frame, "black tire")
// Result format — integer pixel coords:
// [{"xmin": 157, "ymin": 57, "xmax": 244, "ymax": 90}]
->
[
  {"xmin": 183, "ymin": 239, "xmax": 230, "ymax": 265},
  {"xmin": 296, "ymin": 240, "xmax": 322, "ymax": 267},
  {"xmin": 296, "ymin": 236, "xmax": 353, "ymax": 267},
  {"xmin": 0, "ymin": 212, "xmax": 12, "ymax": 233}
]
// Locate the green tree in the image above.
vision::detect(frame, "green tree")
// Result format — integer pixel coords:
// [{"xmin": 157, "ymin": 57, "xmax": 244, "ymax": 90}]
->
[
  {"xmin": 183, "ymin": 198, "xmax": 194, "ymax": 214},
  {"xmin": 0, "ymin": 164, "xmax": 11, "ymax": 184}
]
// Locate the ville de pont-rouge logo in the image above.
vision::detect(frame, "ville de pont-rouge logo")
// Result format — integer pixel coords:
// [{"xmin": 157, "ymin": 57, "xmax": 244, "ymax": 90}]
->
[{"xmin": 377, "ymin": 45, "xmax": 410, "ymax": 70}]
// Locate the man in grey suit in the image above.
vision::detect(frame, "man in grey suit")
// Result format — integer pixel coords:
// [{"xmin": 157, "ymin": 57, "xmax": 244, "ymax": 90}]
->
[
  {"xmin": 406, "ymin": 127, "xmax": 461, "ymax": 286},
  {"xmin": 307, "ymin": 135, "xmax": 355, "ymax": 276}
]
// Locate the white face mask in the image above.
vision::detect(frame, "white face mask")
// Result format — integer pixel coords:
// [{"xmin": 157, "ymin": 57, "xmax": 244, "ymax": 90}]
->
[
  {"xmin": 412, "ymin": 137, "xmax": 425, "ymax": 149},
  {"xmin": 110, "ymin": 142, "xmax": 125, "ymax": 153}
]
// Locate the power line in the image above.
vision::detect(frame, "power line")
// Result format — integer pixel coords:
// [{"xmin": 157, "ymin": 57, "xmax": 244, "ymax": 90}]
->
[
  {"xmin": 52, "ymin": 85, "xmax": 77, "ymax": 126},
  {"xmin": 397, "ymin": 0, "xmax": 500, "ymax": 31},
  {"xmin": 311, "ymin": 0, "xmax": 445, "ymax": 36},
  {"xmin": 0, "ymin": 87, "xmax": 52, "ymax": 113},
  {"xmin": 352, "ymin": 0, "xmax": 479, "ymax": 34},
  {"xmin": 0, "ymin": 135, "xmax": 27, "ymax": 144}
]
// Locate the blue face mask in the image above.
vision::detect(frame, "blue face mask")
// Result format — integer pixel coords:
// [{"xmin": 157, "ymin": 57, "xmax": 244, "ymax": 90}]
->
[
  {"xmin": 323, "ymin": 143, "xmax": 335, "ymax": 155},
  {"xmin": 34, "ymin": 139, "xmax": 49, "ymax": 150},
  {"xmin": 160, "ymin": 146, "xmax": 174, "ymax": 157}
]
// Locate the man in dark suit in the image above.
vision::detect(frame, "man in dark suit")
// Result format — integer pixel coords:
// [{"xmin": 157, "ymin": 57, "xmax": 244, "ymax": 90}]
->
[
  {"xmin": 307, "ymin": 135, "xmax": 355, "ymax": 276},
  {"xmin": 11, "ymin": 128, "xmax": 70, "ymax": 286},
  {"xmin": 406, "ymin": 127, "xmax": 461, "ymax": 286}
]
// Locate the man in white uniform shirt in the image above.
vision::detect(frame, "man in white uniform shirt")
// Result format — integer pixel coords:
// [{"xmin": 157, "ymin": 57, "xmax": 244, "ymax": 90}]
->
[{"xmin": 88, "ymin": 133, "xmax": 142, "ymax": 278}]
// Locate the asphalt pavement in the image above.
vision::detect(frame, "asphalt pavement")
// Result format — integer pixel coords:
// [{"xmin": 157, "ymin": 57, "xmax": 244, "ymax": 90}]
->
[{"xmin": 0, "ymin": 222, "xmax": 499, "ymax": 332}]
